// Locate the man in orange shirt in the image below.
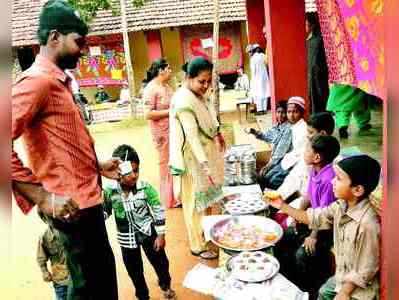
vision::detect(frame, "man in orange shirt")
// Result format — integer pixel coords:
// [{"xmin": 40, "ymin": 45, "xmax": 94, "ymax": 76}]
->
[{"xmin": 12, "ymin": 1, "xmax": 119, "ymax": 299}]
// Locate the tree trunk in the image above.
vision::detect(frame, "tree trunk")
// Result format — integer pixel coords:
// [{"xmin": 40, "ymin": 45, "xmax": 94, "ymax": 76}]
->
[
  {"xmin": 120, "ymin": 0, "xmax": 136, "ymax": 117},
  {"xmin": 211, "ymin": 0, "xmax": 220, "ymax": 117}
]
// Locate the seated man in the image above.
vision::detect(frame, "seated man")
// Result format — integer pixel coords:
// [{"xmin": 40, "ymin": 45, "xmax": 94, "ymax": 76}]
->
[
  {"xmin": 234, "ymin": 67, "xmax": 250, "ymax": 93},
  {"xmin": 117, "ymin": 82, "xmax": 130, "ymax": 105},
  {"xmin": 95, "ymin": 85, "xmax": 110, "ymax": 103}
]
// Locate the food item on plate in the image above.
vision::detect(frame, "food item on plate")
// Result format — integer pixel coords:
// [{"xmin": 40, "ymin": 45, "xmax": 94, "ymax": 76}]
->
[
  {"xmin": 229, "ymin": 251, "xmax": 279, "ymax": 282},
  {"xmin": 264, "ymin": 232, "xmax": 278, "ymax": 242},
  {"xmin": 213, "ymin": 221, "xmax": 277, "ymax": 249},
  {"xmin": 263, "ymin": 190, "xmax": 281, "ymax": 200}
]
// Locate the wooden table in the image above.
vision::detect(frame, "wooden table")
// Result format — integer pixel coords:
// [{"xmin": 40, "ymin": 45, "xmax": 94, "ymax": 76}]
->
[{"xmin": 236, "ymin": 98, "xmax": 256, "ymax": 123}]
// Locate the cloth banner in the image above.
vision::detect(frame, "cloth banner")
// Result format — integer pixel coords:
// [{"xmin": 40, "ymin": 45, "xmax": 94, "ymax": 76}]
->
[
  {"xmin": 75, "ymin": 35, "xmax": 127, "ymax": 87},
  {"xmin": 317, "ymin": 0, "xmax": 385, "ymax": 100}
]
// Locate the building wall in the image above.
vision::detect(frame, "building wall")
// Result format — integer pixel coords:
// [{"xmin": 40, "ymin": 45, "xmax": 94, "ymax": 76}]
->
[
  {"xmin": 245, "ymin": 0, "xmax": 266, "ymax": 48},
  {"xmin": 160, "ymin": 27, "xmax": 185, "ymax": 89},
  {"xmin": 264, "ymin": 0, "xmax": 307, "ymax": 117},
  {"xmin": 146, "ymin": 30, "xmax": 163, "ymax": 62},
  {"xmin": 130, "ymin": 31, "xmax": 150, "ymax": 94},
  {"xmin": 82, "ymin": 23, "xmax": 247, "ymax": 98}
]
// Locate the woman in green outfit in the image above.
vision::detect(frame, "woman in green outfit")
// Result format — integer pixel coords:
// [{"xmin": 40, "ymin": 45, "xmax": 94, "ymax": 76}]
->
[{"xmin": 326, "ymin": 84, "xmax": 373, "ymax": 139}]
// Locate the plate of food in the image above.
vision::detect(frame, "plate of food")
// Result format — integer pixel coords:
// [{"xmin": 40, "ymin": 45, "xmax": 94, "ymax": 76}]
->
[
  {"xmin": 223, "ymin": 193, "xmax": 267, "ymax": 215},
  {"xmin": 226, "ymin": 251, "xmax": 280, "ymax": 282},
  {"xmin": 210, "ymin": 215, "xmax": 283, "ymax": 251}
]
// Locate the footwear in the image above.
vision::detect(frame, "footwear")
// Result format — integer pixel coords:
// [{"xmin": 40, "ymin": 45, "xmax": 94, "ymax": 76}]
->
[
  {"xmin": 339, "ymin": 127, "xmax": 349, "ymax": 139},
  {"xmin": 190, "ymin": 250, "xmax": 203, "ymax": 257},
  {"xmin": 162, "ymin": 288, "xmax": 177, "ymax": 299},
  {"xmin": 172, "ymin": 202, "xmax": 182, "ymax": 208},
  {"xmin": 199, "ymin": 250, "xmax": 218, "ymax": 260}
]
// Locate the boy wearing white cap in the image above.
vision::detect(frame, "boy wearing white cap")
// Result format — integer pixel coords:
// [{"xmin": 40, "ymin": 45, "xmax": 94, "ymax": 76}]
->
[{"xmin": 258, "ymin": 96, "xmax": 308, "ymax": 190}]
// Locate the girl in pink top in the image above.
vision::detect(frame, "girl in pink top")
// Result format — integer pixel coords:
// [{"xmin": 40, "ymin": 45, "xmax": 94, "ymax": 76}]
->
[{"xmin": 144, "ymin": 59, "xmax": 180, "ymax": 208}]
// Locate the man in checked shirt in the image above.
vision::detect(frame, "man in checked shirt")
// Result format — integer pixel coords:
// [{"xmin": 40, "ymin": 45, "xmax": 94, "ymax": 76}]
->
[{"xmin": 12, "ymin": 1, "xmax": 120, "ymax": 299}]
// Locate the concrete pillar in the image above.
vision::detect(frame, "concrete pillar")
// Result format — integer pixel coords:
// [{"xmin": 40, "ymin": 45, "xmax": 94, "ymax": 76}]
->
[
  {"xmin": 245, "ymin": 0, "xmax": 266, "ymax": 49},
  {"xmin": 263, "ymin": 0, "xmax": 308, "ymax": 119}
]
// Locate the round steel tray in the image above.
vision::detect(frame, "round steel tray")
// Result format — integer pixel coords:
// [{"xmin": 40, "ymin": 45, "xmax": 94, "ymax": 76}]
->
[
  {"xmin": 223, "ymin": 192, "xmax": 267, "ymax": 215},
  {"xmin": 210, "ymin": 215, "xmax": 283, "ymax": 252},
  {"xmin": 226, "ymin": 251, "xmax": 280, "ymax": 282}
]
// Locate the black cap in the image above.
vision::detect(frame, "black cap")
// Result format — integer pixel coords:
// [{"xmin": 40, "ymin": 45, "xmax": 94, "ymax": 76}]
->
[{"xmin": 39, "ymin": 0, "xmax": 89, "ymax": 37}]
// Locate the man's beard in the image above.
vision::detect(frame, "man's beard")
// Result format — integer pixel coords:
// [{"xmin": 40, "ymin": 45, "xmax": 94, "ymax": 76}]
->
[{"xmin": 58, "ymin": 54, "xmax": 80, "ymax": 70}]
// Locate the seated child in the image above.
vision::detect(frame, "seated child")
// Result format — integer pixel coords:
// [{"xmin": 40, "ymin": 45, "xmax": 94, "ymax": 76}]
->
[
  {"xmin": 278, "ymin": 112, "xmax": 336, "ymax": 201},
  {"xmin": 275, "ymin": 135, "xmax": 341, "ymax": 298},
  {"xmin": 266, "ymin": 154, "xmax": 381, "ymax": 300},
  {"xmin": 103, "ymin": 144, "xmax": 176, "ymax": 300},
  {"xmin": 246, "ymin": 101, "xmax": 291, "ymax": 169},
  {"xmin": 258, "ymin": 96, "xmax": 308, "ymax": 190}
]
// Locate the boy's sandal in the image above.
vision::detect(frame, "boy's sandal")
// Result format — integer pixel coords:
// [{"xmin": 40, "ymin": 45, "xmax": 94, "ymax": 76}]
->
[
  {"xmin": 199, "ymin": 250, "xmax": 218, "ymax": 260},
  {"xmin": 190, "ymin": 250, "xmax": 203, "ymax": 257},
  {"xmin": 173, "ymin": 202, "xmax": 182, "ymax": 208},
  {"xmin": 162, "ymin": 288, "xmax": 177, "ymax": 300}
]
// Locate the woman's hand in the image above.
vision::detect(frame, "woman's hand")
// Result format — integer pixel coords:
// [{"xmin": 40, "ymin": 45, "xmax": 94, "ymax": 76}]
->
[{"xmin": 215, "ymin": 133, "xmax": 226, "ymax": 152}]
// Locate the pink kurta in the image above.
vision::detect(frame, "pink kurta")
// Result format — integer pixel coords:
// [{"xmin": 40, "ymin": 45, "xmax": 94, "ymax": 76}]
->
[{"xmin": 143, "ymin": 80, "xmax": 178, "ymax": 208}]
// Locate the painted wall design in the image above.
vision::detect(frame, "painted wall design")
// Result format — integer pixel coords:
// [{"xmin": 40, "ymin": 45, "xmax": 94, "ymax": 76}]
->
[
  {"xmin": 76, "ymin": 34, "xmax": 128, "ymax": 87},
  {"xmin": 180, "ymin": 23, "xmax": 243, "ymax": 74}
]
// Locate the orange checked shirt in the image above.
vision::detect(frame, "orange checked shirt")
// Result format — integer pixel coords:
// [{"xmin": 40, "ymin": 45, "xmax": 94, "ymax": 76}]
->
[{"xmin": 12, "ymin": 55, "xmax": 102, "ymax": 214}]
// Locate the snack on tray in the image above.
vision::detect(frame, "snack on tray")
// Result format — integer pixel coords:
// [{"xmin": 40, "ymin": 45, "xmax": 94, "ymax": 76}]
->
[
  {"xmin": 229, "ymin": 251, "xmax": 279, "ymax": 282},
  {"xmin": 263, "ymin": 190, "xmax": 281, "ymax": 200},
  {"xmin": 214, "ymin": 222, "xmax": 278, "ymax": 250}
]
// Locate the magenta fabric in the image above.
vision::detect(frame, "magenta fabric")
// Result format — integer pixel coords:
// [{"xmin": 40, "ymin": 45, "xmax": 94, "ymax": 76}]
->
[{"xmin": 317, "ymin": 0, "xmax": 385, "ymax": 100}]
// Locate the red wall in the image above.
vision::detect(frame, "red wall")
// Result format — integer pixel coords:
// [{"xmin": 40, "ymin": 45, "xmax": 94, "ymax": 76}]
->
[
  {"xmin": 245, "ymin": 0, "xmax": 266, "ymax": 49},
  {"xmin": 383, "ymin": 0, "xmax": 399, "ymax": 298},
  {"xmin": 145, "ymin": 30, "xmax": 163, "ymax": 62},
  {"xmin": 263, "ymin": 0, "xmax": 307, "ymax": 119}
]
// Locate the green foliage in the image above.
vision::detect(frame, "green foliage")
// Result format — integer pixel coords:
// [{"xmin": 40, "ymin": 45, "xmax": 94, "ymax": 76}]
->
[{"xmin": 67, "ymin": 0, "xmax": 146, "ymax": 22}]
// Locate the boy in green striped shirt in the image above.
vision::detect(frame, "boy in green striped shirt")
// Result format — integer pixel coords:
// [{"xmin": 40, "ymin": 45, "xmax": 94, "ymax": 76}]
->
[{"xmin": 103, "ymin": 144, "xmax": 176, "ymax": 300}]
